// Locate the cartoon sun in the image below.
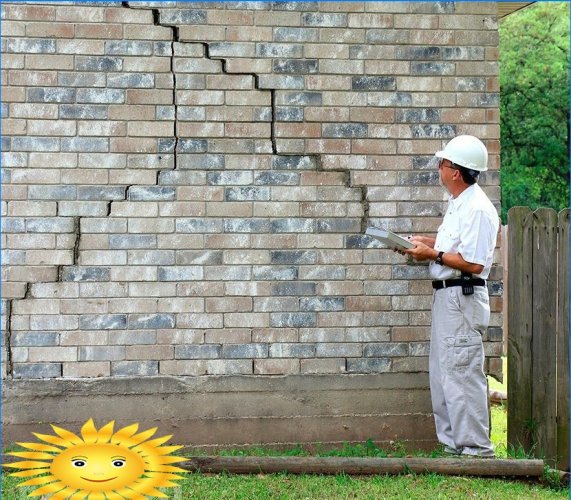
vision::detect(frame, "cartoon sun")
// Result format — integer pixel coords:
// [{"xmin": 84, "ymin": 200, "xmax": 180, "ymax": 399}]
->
[{"xmin": 4, "ymin": 418, "xmax": 186, "ymax": 499}]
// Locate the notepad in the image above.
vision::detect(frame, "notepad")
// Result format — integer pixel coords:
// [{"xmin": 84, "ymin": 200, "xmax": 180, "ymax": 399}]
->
[{"xmin": 365, "ymin": 227, "xmax": 415, "ymax": 250}]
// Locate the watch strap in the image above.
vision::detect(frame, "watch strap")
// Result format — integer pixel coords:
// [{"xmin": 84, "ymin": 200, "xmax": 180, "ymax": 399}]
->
[{"xmin": 435, "ymin": 251, "xmax": 444, "ymax": 265}]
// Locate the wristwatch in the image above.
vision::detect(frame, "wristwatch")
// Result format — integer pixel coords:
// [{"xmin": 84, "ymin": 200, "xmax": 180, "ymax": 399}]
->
[{"xmin": 435, "ymin": 251, "xmax": 444, "ymax": 265}]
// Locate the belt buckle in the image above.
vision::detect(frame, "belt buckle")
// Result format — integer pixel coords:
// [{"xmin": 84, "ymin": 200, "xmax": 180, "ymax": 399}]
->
[{"xmin": 441, "ymin": 280, "xmax": 448, "ymax": 289}]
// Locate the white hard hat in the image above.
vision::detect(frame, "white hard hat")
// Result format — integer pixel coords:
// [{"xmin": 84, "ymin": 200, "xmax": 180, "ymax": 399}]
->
[{"xmin": 434, "ymin": 135, "xmax": 488, "ymax": 172}]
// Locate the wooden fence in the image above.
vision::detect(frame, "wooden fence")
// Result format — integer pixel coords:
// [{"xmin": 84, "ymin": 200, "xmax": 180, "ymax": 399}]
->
[{"xmin": 507, "ymin": 207, "xmax": 569, "ymax": 470}]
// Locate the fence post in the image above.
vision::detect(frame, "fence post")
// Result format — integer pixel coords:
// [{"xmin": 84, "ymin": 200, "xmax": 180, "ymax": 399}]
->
[
  {"xmin": 556, "ymin": 209, "xmax": 570, "ymax": 471},
  {"xmin": 507, "ymin": 207, "xmax": 533, "ymax": 453}
]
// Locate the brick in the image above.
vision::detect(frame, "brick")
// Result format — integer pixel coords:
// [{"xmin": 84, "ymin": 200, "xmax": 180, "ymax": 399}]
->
[
  {"xmin": 12, "ymin": 331, "xmax": 59, "ymax": 347},
  {"xmin": 75, "ymin": 56, "xmax": 123, "ymax": 72},
  {"xmin": 301, "ymin": 358, "xmax": 345, "ymax": 374},
  {"xmin": 112, "ymin": 361, "xmax": 158, "ymax": 376},
  {"xmin": 176, "ymin": 344, "xmax": 220, "ymax": 360},
  {"xmin": 79, "ymin": 314, "xmax": 127, "ymax": 330},
  {"xmin": 207, "ymin": 359, "xmax": 253, "ymax": 375},
  {"xmin": 302, "ymin": 12, "xmax": 347, "ymax": 26},
  {"xmin": 13, "ymin": 363, "xmax": 61, "ymax": 379},
  {"xmin": 254, "ymin": 359, "xmax": 300, "ymax": 375},
  {"xmin": 63, "ymin": 362, "xmax": 110, "ymax": 378},
  {"xmin": 347, "ymin": 358, "xmax": 391, "ymax": 373},
  {"xmin": 269, "ymin": 343, "xmax": 315, "ymax": 358}
]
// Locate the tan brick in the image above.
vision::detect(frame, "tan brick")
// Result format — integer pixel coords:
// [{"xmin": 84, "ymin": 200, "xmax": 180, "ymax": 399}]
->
[
  {"xmin": 9, "ymin": 70, "xmax": 57, "ymax": 87},
  {"xmin": 2, "ymin": 54, "xmax": 25, "ymax": 69},
  {"xmin": 60, "ymin": 299, "xmax": 107, "ymax": 315},
  {"xmin": 126, "ymin": 345, "xmax": 173, "ymax": 360},
  {"xmin": 208, "ymin": 10, "xmax": 254, "ymax": 25},
  {"xmin": 2, "ymin": 185, "xmax": 28, "ymax": 201},
  {"xmin": 352, "ymin": 139, "xmax": 396, "ymax": 155},
  {"xmin": 3, "ymin": 86, "xmax": 26, "ymax": 102},
  {"xmin": 305, "ymin": 45, "xmax": 349, "ymax": 59},
  {"xmin": 124, "ymin": 24, "xmax": 172, "ymax": 41},
  {"xmin": 2, "ymin": 119, "xmax": 26, "ymax": 135},
  {"xmin": 25, "ymin": 22, "xmax": 75, "ymax": 38},
  {"xmin": 301, "ymin": 358, "xmax": 345, "ymax": 374},
  {"xmin": 29, "ymin": 347, "xmax": 77, "ymax": 362},
  {"xmin": 275, "ymin": 123, "xmax": 320, "ymax": 138},
  {"xmin": 60, "ymin": 331, "xmax": 108, "ymax": 346},
  {"xmin": 55, "ymin": 6, "xmax": 105, "ymax": 22},
  {"xmin": 226, "ymin": 26, "xmax": 272, "ymax": 42},
  {"xmin": 123, "ymin": 57, "xmax": 171, "ymax": 73},
  {"xmin": 26, "ymin": 54, "xmax": 74, "ymax": 70},
  {"xmin": 28, "ymin": 120, "xmax": 76, "ymax": 136},
  {"xmin": 305, "ymin": 107, "xmax": 349, "ymax": 122},
  {"xmin": 108, "ymin": 105, "xmax": 155, "ymax": 121},
  {"xmin": 178, "ymin": 122, "xmax": 224, "ymax": 138},
  {"xmin": 207, "ymin": 201, "xmax": 251, "ymax": 217},
  {"xmin": 204, "ymin": 329, "xmax": 252, "ymax": 344},
  {"xmin": 306, "ymin": 139, "xmax": 350, "ymax": 154},
  {"xmin": 2, "ymin": 282, "xmax": 28, "ymax": 299},
  {"xmin": 319, "ymin": 29, "xmax": 365, "ymax": 45},
  {"xmin": 225, "ymin": 58, "xmax": 272, "ymax": 74},
  {"xmin": 109, "ymin": 169, "xmax": 155, "ymax": 185},
  {"xmin": 7, "ymin": 266, "xmax": 58, "ymax": 283},
  {"xmin": 178, "ymin": 26, "xmax": 226, "ymax": 42},
  {"xmin": 3, "ymin": 4, "xmax": 56, "ymax": 21},
  {"xmin": 205, "ymin": 297, "xmax": 253, "ymax": 313},
  {"xmin": 160, "ymin": 360, "xmax": 207, "ymax": 376},
  {"xmin": 10, "ymin": 103, "xmax": 58, "ymax": 119},
  {"xmin": 7, "ymin": 233, "xmax": 55, "ymax": 248},
  {"xmin": 126, "ymin": 89, "xmax": 172, "ymax": 105},
  {"xmin": 393, "ymin": 357, "xmax": 428, "ymax": 372},
  {"xmin": 110, "ymin": 138, "xmax": 157, "ymax": 154},
  {"xmin": 346, "ymin": 296, "xmax": 392, "ymax": 312},
  {"xmin": 63, "ymin": 362, "xmax": 110, "ymax": 378},
  {"xmin": 254, "ymin": 359, "xmax": 300, "ymax": 375},
  {"xmin": 126, "ymin": 121, "xmax": 173, "ymax": 137},
  {"xmin": 254, "ymin": 11, "xmax": 300, "ymax": 26},
  {"xmin": 108, "ymin": 298, "xmax": 157, "ymax": 314},
  {"xmin": 76, "ymin": 23, "xmax": 123, "ymax": 39}
]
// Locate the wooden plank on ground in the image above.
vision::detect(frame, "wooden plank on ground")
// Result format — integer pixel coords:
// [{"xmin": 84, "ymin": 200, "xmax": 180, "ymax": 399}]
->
[
  {"xmin": 182, "ymin": 456, "xmax": 545, "ymax": 477},
  {"xmin": 507, "ymin": 207, "xmax": 533, "ymax": 453},
  {"xmin": 557, "ymin": 209, "xmax": 570, "ymax": 471},
  {"xmin": 532, "ymin": 208, "xmax": 558, "ymax": 464}
]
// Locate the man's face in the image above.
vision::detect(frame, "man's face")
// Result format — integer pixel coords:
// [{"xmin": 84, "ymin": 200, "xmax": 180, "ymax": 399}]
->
[{"xmin": 438, "ymin": 158, "xmax": 458, "ymax": 192}]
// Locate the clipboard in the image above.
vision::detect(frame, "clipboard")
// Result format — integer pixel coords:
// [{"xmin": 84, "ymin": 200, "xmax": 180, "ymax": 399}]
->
[{"xmin": 365, "ymin": 227, "xmax": 415, "ymax": 250}]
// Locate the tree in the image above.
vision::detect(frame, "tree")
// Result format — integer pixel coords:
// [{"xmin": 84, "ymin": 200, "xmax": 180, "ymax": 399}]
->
[{"xmin": 500, "ymin": 2, "xmax": 570, "ymax": 223}]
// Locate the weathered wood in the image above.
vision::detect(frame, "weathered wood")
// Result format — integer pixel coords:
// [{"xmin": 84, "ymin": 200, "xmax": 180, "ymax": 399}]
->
[
  {"xmin": 556, "ymin": 209, "xmax": 570, "ymax": 471},
  {"xmin": 532, "ymin": 208, "xmax": 558, "ymax": 463},
  {"xmin": 181, "ymin": 456, "xmax": 545, "ymax": 477},
  {"xmin": 507, "ymin": 207, "xmax": 533, "ymax": 452}
]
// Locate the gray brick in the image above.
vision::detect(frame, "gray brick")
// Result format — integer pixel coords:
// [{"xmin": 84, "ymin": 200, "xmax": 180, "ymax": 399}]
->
[
  {"xmin": 274, "ymin": 27, "xmax": 319, "ymax": 42},
  {"xmin": 2, "ymin": 103, "xmax": 9, "ymax": 118},
  {"xmin": 109, "ymin": 235, "xmax": 156, "ymax": 249},
  {"xmin": 154, "ymin": 41, "xmax": 172, "ymax": 57},
  {"xmin": 222, "ymin": 344, "xmax": 268, "ymax": 359},
  {"xmin": 178, "ymin": 154, "xmax": 224, "ymax": 169},
  {"xmin": 156, "ymin": 106, "xmax": 175, "ymax": 120},
  {"xmin": 3, "ymin": 136, "xmax": 10, "ymax": 151},
  {"xmin": 225, "ymin": 187, "xmax": 270, "ymax": 201},
  {"xmin": 28, "ymin": 185, "xmax": 76, "ymax": 201},
  {"xmin": 28, "ymin": 88, "xmax": 76, "ymax": 103},
  {"xmin": 269, "ymin": 343, "xmax": 315, "ymax": 358},
  {"xmin": 105, "ymin": 40, "xmax": 153, "ymax": 56},
  {"xmin": 12, "ymin": 332, "xmax": 59, "ymax": 347},
  {"xmin": 128, "ymin": 314, "xmax": 175, "ymax": 329},
  {"xmin": 112, "ymin": 361, "xmax": 158, "ymax": 376},
  {"xmin": 279, "ymin": 92, "xmax": 322, "ymax": 106},
  {"xmin": 271, "ymin": 312, "xmax": 316, "ymax": 328},
  {"xmin": 61, "ymin": 267, "xmax": 110, "ymax": 282},
  {"xmin": 256, "ymin": 43, "xmax": 303, "ymax": 58},
  {"xmin": 368, "ymin": 92, "xmax": 412, "ymax": 107},
  {"xmin": 208, "ymin": 171, "xmax": 252, "ymax": 186},
  {"xmin": 347, "ymin": 358, "xmax": 390, "ymax": 373},
  {"xmin": 396, "ymin": 46, "xmax": 441, "ymax": 60},
  {"xmin": 107, "ymin": 73, "xmax": 154, "ymax": 88},
  {"xmin": 209, "ymin": 42, "xmax": 255, "ymax": 58},
  {"xmin": 254, "ymin": 107, "xmax": 272, "ymax": 121},
  {"xmin": 270, "ymin": 250, "xmax": 316, "ymax": 265},
  {"xmin": 302, "ymin": 13, "xmax": 347, "ymax": 27},
  {"xmin": 27, "ymin": 218, "xmax": 76, "ymax": 233},
  {"xmin": 271, "ymin": 218, "xmax": 315, "ymax": 233},
  {"xmin": 396, "ymin": 109, "xmax": 441, "ymax": 123},
  {"xmin": 158, "ymin": 171, "xmax": 205, "ymax": 185},
  {"xmin": 80, "ymin": 346, "xmax": 125, "ymax": 361},
  {"xmin": 158, "ymin": 266, "xmax": 203, "ymax": 281},
  {"xmin": 158, "ymin": 138, "xmax": 176, "ymax": 153},
  {"xmin": 2, "ymin": 250, "xmax": 26, "ymax": 264},
  {"xmin": 77, "ymin": 89, "xmax": 125, "ymax": 104},
  {"xmin": 409, "ymin": 343, "xmax": 430, "ymax": 356},
  {"xmin": 58, "ymin": 72, "xmax": 106, "ymax": 87},
  {"xmin": 412, "ymin": 125, "xmax": 457, "ymax": 139},
  {"xmin": 272, "ymin": 282, "xmax": 316, "ymax": 296},
  {"xmin": 128, "ymin": 186, "xmax": 176, "ymax": 201},
  {"xmin": 11, "ymin": 137, "xmax": 59, "ymax": 152},
  {"xmin": 129, "ymin": 250, "xmax": 174, "ymax": 265},
  {"xmin": 392, "ymin": 265, "xmax": 431, "ymax": 280},
  {"xmin": 367, "ymin": 30, "xmax": 410, "ymax": 44},
  {"xmin": 317, "ymin": 218, "xmax": 361, "ymax": 233},
  {"xmin": 453, "ymin": 78, "xmax": 487, "ymax": 92},
  {"xmin": 6, "ymin": 38, "xmax": 56, "ymax": 53},
  {"xmin": 352, "ymin": 76, "xmax": 395, "ymax": 91},
  {"xmin": 346, "ymin": 234, "xmax": 378, "ymax": 249},
  {"xmin": 177, "ymin": 250, "xmax": 223, "ymax": 266},
  {"xmin": 176, "ymin": 218, "xmax": 223, "ymax": 233},
  {"xmin": 79, "ymin": 314, "xmax": 127, "ymax": 330},
  {"xmin": 273, "ymin": 1, "xmax": 318, "ymax": 11},
  {"xmin": 254, "ymin": 171, "xmax": 300, "ymax": 185},
  {"xmin": 273, "ymin": 59, "xmax": 318, "ymax": 74},
  {"xmin": 487, "ymin": 327, "xmax": 503, "ymax": 341},
  {"xmin": 81, "ymin": 218, "xmax": 127, "ymax": 233},
  {"xmin": 224, "ymin": 218, "xmax": 271, "ymax": 233},
  {"xmin": 258, "ymin": 75, "xmax": 304, "ymax": 90},
  {"xmin": 75, "ymin": 56, "xmax": 123, "ymax": 72},
  {"xmin": 300, "ymin": 297, "xmax": 345, "ymax": 312},
  {"xmin": 176, "ymin": 344, "xmax": 220, "ymax": 359},
  {"xmin": 316, "ymin": 343, "xmax": 361, "ymax": 357},
  {"xmin": 177, "ymin": 139, "xmax": 208, "ymax": 153},
  {"xmin": 272, "ymin": 155, "xmax": 318, "ymax": 170},
  {"xmin": 253, "ymin": 266, "xmax": 298, "ymax": 281},
  {"xmin": 78, "ymin": 186, "xmax": 125, "ymax": 201},
  {"xmin": 160, "ymin": 9, "xmax": 207, "ymax": 24},
  {"xmin": 323, "ymin": 123, "xmax": 367, "ymax": 138},
  {"xmin": 398, "ymin": 171, "xmax": 439, "ymax": 186},
  {"xmin": 411, "ymin": 62, "xmax": 455, "ymax": 76},
  {"xmin": 60, "ymin": 105, "xmax": 107, "ymax": 120},
  {"xmin": 13, "ymin": 363, "xmax": 61, "ymax": 379},
  {"xmin": 275, "ymin": 107, "xmax": 304, "ymax": 122},
  {"xmin": 364, "ymin": 343, "xmax": 409, "ymax": 357},
  {"xmin": 62, "ymin": 137, "xmax": 108, "ymax": 153}
]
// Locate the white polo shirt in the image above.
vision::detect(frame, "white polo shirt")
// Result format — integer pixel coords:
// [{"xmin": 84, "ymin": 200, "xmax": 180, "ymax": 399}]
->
[{"xmin": 429, "ymin": 183, "xmax": 499, "ymax": 280}]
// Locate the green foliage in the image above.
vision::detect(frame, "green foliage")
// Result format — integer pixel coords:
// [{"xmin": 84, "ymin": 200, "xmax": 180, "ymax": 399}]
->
[{"xmin": 500, "ymin": 2, "xmax": 570, "ymax": 223}]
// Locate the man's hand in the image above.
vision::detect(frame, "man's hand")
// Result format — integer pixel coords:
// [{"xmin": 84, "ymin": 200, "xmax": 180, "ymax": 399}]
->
[{"xmin": 402, "ymin": 237, "xmax": 437, "ymax": 262}]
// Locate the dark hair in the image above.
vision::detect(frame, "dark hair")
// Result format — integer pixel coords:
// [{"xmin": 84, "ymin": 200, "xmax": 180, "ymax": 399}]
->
[{"xmin": 454, "ymin": 164, "xmax": 479, "ymax": 185}]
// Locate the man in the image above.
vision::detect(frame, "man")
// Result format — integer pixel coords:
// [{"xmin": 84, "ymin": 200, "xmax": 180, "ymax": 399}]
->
[{"xmin": 403, "ymin": 135, "xmax": 499, "ymax": 458}]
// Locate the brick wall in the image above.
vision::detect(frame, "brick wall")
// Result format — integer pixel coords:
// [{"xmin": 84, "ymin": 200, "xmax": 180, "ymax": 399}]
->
[{"xmin": 1, "ymin": 2, "xmax": 502, "ymax": 387}]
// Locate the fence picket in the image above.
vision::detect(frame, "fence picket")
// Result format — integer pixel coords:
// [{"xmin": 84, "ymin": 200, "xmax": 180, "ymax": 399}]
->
[
  {"xmin": 507, "ymin": 207, "xmax": 533, "ymax": 453},
  {"xmin": 556, "ymin": 209, "xmax": 570, "ymax": 470},
  {"xmin": 531, "ymin": 208, "xmax": 558, "ymax": 463}
]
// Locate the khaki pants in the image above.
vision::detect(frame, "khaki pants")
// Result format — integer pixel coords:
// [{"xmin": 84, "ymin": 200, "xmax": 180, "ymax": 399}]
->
[{"xmin": 430, "ymin": 286, "xmax": 495, "ymax": 457}]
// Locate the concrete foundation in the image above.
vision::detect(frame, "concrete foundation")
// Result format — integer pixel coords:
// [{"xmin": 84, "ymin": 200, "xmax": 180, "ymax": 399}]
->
[{"xmin": 2, "ymin": 373, "xmax": 437, "ymax": 451}]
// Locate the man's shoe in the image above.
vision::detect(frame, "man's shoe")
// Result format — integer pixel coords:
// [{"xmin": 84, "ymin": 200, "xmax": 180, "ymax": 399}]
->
[{"xmin": 443, "ymin": 445, "xmax": 462, "ymax": 455}]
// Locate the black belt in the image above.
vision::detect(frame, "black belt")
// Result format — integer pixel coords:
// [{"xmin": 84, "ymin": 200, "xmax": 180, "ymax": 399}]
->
[{"xmin": 432, "ymin": 278, "xmax": 486, "ymax": 290}]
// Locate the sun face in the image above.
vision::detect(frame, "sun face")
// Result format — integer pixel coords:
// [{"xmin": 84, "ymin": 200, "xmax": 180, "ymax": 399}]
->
[{"xmin": 4, "ymin": 418, "xmax": 186, "ymax": 499}]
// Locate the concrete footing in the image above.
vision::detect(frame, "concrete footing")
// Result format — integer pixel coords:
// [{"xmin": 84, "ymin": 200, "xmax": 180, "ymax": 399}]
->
[{"xmin": 2, "ymin": 373, "xmax": 436, "ymax": 451}]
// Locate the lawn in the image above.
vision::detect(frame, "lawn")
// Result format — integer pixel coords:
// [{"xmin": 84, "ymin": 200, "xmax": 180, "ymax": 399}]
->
[{"xmin": 3, "ymin": 357, "xmax": 568, "ymax": 499}]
